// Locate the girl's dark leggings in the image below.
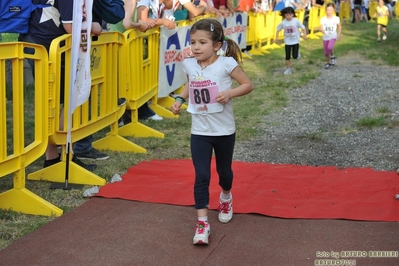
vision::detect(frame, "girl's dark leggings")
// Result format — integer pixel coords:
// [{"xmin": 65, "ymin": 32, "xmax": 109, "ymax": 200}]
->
[
  {"xmin": 285, "ymin": 43, "xmax": 300, "ymax": 60},
  {"xmin": 191, "ymin": 133, "xmax": 235, "ymax": 209}
]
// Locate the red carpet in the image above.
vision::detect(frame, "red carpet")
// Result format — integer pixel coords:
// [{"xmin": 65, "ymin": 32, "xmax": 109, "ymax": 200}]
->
[{"xmin": 96, "ymin": 159, "xmax": 399, "ymax": 222}]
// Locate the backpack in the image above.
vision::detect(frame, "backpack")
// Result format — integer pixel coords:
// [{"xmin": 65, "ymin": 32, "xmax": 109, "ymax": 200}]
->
[{"xmin": 0, "ymin": 0, "xmax": 50, "ymax": 34}]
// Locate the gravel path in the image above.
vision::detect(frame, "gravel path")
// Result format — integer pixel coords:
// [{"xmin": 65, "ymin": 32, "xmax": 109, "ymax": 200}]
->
[{"xmin": 234, "ymin": 54, "xmax": 399, "ymax": 171}]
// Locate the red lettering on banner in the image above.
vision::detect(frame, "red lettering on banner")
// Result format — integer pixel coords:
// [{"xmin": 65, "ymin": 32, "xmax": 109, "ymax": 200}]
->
[
  {"xmin": 164, "ymin": 50, "xmax": 184, "ymax": 64},
  {"xmin": 183, "ymin": 47, "xmax": 192, "ymax": 58}
]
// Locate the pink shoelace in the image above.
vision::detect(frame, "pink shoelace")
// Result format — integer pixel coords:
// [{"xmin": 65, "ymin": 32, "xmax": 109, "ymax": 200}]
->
[
  {"xmin": 217, "ymin": 202, "xmax": 231, "ymax": 213},
  {"xmin": 196, "ymin": 221, "xmax": 208, "ymax": 234}
]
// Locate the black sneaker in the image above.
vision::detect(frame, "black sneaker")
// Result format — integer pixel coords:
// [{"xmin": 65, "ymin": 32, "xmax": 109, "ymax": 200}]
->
[
  {"xmin": 324, "ymin": 63, "xmax": 331, "ymax": 69},
  {"xmin": 43, "ymin": 155, "xmax": 61, "ymax": 168},
  {"xmin": 118, "ymin": 98, "xmax": 126, "ymax": 107},
  {"xmin": 43, "ymin": 154, "xmax": 97, "ymax": 172},
  {"xmin": 72, "ymin": 156, "xmax": 97, "ymax": 171},
  {"xmin": 74, "ymin": 148, "xmax": 109, "ymax": 160}
]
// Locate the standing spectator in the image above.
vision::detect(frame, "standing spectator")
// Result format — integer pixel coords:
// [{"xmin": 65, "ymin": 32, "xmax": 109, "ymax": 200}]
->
[
  {"xmin": 19, "ymin": 0, "xmax": 104, "ymax": 170},
  {"xmin": 109, "ymin": 0, "xmax": 163, "ymax": 123},
  {"xmin": 170, "ymin": 19, "xmax": 253, "ymax": 245},
  {"xmin": 361, "ymin": 0, "xmax": 369, "ymax": 21},
  {"xmin": 320, "ymin": 3, "xmax": 342, "ymax": 69},
  {"xmin": 353, "ymin": 0, "xmax": 363, "ymax": 22},
  {"xmin": 274, "ymin": 7, "xmax": 308, "ymax": 75},
  {"xmin": 373, "ymin": 0, "xmax": 389, "ymax": 41},
  {"xmin": 137, "ymin": 0, "xmax": 176, "ymax": 29},
  {"xmin": 384, "ymin": 0, "xmax": 393, "ymax": 18}
]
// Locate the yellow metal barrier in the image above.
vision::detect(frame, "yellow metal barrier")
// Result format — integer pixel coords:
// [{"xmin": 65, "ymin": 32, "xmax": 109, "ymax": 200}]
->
[
  {"xmin": 369, "ymin": 1, "xmax": 378, "ymax": 22},
  {"xmin": 0, "ymin": 42, "xmax": 62, "ymax": 217},
  {"xmin": 28, "ymin": 32, "xmax": 131, "ymax": 185},
  {"xmin": 118, "ymin": 28, "xmax": 166, "ymax": 141},
  {"xmin": 308, "ymin": 6, "xmax": 324, "ymax": 39},
  {"xmin": 260, "ymin": 11, "xmax": 280, "ymax": 50},
  {"xmin": 339, "ymin": 2, "xmax": 351, "ymax": 23},
  {"xmin": 395, "ymin": 3, "xmax": 399, "ymax": 20},
  {"xmin": 252, "ymin": 12, "xmax": 271, "ymax": 54},
  {"xmin": 244, "ymin": 12, "xmax": 263, "ymax": 56}
]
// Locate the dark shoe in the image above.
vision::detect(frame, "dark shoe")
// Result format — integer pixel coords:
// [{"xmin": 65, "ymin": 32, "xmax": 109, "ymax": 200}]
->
[
  {"xmin": 324, "ymin": 63, "xmax": 331, "ymax": 69},
  {"xmin": 122, "ymin": 110, "xmax": 132, "ymax": 124},
  {"xmin": 74, "ymin": 148, "xmax": 109, "ymax": 160},
  {"xmin": 72, "ymin": 156, "xmax": 97, "ymax": 171},
  {"xmin": 118, "ymin": 98, "xmax": 126, "ymax": 107},
  {"xmin": 43, "ymin": 155, "xmax": 61, "ymax": 168}
]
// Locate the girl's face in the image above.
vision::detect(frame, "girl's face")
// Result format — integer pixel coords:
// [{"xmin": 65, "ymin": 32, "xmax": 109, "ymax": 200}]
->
[
  {"xmin": 190, "ymin": 30, "xmax": 221, "ymax": 62},
  {"xmin": 378, "ymin": 0, "xmax": 384, "ymax": 5},
  {"xmin": 326, "ymin": 6, "xmax": 335, "ymax": 17},
  {"xmin": 284, "ymin": 13, "xmax": 294, "ymax": 20}
]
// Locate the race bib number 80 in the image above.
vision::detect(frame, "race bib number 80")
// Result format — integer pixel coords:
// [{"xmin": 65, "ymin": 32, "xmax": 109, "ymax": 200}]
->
[{"xmin": 187, "ymin": 76, "xmax": 224, "ymax": 114}]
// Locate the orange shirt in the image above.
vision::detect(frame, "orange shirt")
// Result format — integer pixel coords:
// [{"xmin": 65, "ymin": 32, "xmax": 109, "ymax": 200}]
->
[{"xmin": 236, "ymin": 0, "xmax": 254, "ymax": 12}]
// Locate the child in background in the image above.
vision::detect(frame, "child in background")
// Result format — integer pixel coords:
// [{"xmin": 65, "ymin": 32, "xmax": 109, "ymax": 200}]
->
[
  {"xmin": 373, "ymin": 0, "xmax": 389, "ymax": 41},
  {"xmin": 274, "ymin": 7, "xmax": 308, "ymax": 75},
  {"xmin": 170, "ymin": 19, "xmax": 253, "ymax": 245},
  {"xmin": 320, "ymin": 3, "xmax": 342, "ymax": 69}
]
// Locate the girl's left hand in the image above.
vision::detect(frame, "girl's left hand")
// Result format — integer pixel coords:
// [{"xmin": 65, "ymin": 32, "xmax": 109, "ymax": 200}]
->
[{"xmin": 216, "ymin": 91, "xmax": 230, "ymax": 104}]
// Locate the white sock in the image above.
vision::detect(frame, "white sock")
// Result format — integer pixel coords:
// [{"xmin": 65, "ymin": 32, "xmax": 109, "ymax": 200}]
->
[
  {"xmin": 220, "ymin": 192, "xmax": 231, "ymax": 201},
  {"xmin": 198, "ymin": 216, "xmax": 208, "ymax": 222}
]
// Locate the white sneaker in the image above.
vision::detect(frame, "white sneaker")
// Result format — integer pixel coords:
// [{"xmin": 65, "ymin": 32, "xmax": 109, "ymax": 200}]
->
[
  {"xmin": 382, "ymin": 35, "xmax": 387, "ymax": 40},
  {"xmin": 243, "ymin": 50, "xmax": 253, "ymax": 57},
  {"xmin": 148, "ymin": 114, "xmax": 163, "ymax": 121},
  {"xmin": 193, "ymin": 221, "xmax": 210, "ymax": 245},
  {"xmin": 218, "ymin": 193, "xmax": 233, "ymax": 223},
  {"xmin": 283, "ymin": 68, "xmax": 292, "ymax": 75},
  {"xmin": 330, "ymin": 56, "xmax": 336, "ymax": 66}
]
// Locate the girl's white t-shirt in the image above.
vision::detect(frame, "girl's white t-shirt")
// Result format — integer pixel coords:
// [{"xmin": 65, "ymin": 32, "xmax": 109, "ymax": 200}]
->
[
  {"xmin": 320, "ymin": 16, "xmax": 340, "ymax": 41},
  {"xmin": 276, "ymin": 18, "xmax": 305, "ymax": 45},
  {"xmin": 183, "ymin": 56, "xmax": 238, "ymax": 136}
]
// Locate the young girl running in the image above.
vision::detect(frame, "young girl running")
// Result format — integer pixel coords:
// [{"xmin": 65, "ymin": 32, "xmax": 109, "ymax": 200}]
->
[
  {"xmin": 275, "ymin": 7, "xmax": 308, "ymax": 75},
  {"xmin": 170, "ymin": 18, "xmax": 253, "ymax": 245},
  {"xmin": 320, "ymin": 3, "xmax": 342, "ymax": 69},
  {"xmin": 373, "ymin": 0, "xmax": 389, "ymax": 41}
]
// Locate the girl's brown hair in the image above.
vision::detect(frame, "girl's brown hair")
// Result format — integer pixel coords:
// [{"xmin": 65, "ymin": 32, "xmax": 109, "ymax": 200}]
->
[{"xmin": 190, "ymin": 18, "xmax": 243, "ymax": 66}]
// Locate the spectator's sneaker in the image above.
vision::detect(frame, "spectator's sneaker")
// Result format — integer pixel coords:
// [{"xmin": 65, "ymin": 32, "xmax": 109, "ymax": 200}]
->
[
  {"xmin": 43, "ymin": 155, "xmax": 61, "ymax": 168},
  {"xmin": 193, "ymin": 221, "xmax": 210, "ymax": 245},
  {"xmin": 324, "ymin": 63, "xmax": 331, "ymax": 69},
  {"xmin": 283, "ymin": 68, "xmax": 292, "ymax": 75},
  {"xmin": 218, "ymin": 193, "xmax": 233, "ymax": 223},
  {"xmin": 330, "ymin": 56, "xmax": 336, "ymax": 66},
  {"xmin": 382, "ymin": 34, "xmax": 387, "ymax": 40},
  {"xmin": 117, "ymin": 98, "xmax": 126, "ymax": 107},
  {"xmin": 148, "ymin": 114, "xmax": 163, "ymax": 121},
  {"xmin": 43, "ymin": 154, "xmax": 96, "ymax": 171},
  {"xmin": 72, "ymin": 156, "xmax": 97, "ymax": 171},
  {"xmin": 74, "ymin": 148, "xmax": 109, "ymax": 160},
  {"xmin": 243, "ymin": 50, "xmax": 253, "ymax": 57}
]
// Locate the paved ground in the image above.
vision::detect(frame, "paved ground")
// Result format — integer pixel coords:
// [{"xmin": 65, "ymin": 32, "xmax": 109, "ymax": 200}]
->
[{"xmin": 1, "ymin": 198, "xmax": 398, "ymax": 266}]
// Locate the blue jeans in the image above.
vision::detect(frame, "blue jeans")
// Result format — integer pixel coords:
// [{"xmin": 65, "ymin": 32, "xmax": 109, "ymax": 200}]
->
[
  {"xmin": 73, "ymin": 135, "xmax": 94, "ymax": 154},
  {"xmin": 138, "ymin": 102, "xmax": 155, "ymax": 119}
]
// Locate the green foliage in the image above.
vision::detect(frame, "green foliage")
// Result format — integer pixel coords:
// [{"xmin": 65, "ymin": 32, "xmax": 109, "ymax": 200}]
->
[{"xmin": 355, "ymin": 116, "xmax": 388, "ymax": 129}]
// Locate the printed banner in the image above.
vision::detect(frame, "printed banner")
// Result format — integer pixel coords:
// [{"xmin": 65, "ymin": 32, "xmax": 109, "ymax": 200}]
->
[
  {"xmin": 69, "ymin": 0, "xmax": 92, "ymax": 114},
  {"xmin": 158, "ymin": 13, "xmax": 247, "ymax": 98}
]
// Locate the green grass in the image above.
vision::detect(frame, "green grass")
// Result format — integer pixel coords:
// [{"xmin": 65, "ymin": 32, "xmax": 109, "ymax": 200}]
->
[{"xmin": 1, "ymin": 19, "xmax": 399, "ymax": 250}]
